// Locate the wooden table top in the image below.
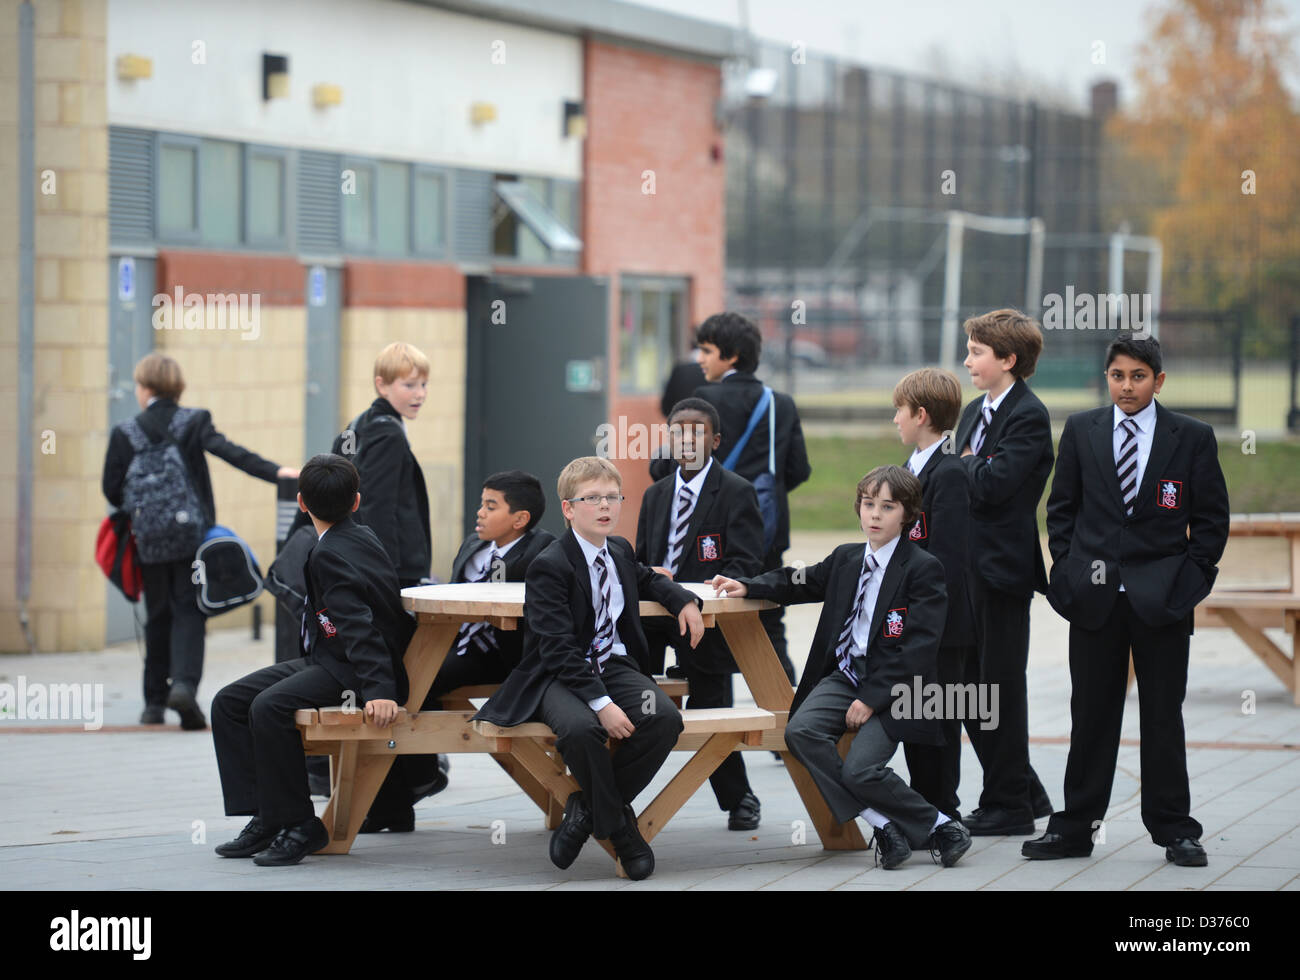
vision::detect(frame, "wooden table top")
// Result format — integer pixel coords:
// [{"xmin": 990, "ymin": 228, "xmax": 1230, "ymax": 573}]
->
[
  {"xmin": 1228, "ymin": 513, "xmax": 1300, "ymax": 536},
  {"xmin": 401, "ymin": 580, "xmax": 775, "ymax": 617}
]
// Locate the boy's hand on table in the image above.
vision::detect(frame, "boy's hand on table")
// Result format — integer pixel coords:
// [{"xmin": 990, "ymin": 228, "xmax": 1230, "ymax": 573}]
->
[
  {"xmin": 598, "ymin": 702, "xmax": 636, "ymax": 739},
  {"xmin": 678, "ymin": 603, "xmax": 705, "ymax": 648},
  {"xmin": 709, "ymin": 575, "xmax": 746, "ymax": 598},
  {"xmin": 364, "ymin": 699, "xmax": 400, "ymax": 727},
  {"xmin": 845, "ymin": 699, "xmax": 873, "ymax": 731}
]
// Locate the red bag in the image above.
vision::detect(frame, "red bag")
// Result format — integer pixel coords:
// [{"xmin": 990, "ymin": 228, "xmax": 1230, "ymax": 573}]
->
[{"xmin": 97, "ymin": 510, "xmax": 143, "ymax": 602}]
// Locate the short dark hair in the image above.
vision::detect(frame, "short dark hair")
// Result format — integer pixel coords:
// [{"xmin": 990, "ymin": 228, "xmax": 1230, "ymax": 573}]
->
[
  {"xmin": 667, "ymin": 397, "xmax": 721, "ymax": 436},
  {"xmin": 964, "ymin": 308, "xmax": 1044, "ymax": 379},
  {"xmin": 854, "ymin": 464, "xmax": 923, "ymax": 526},
  {"xmin": 299, "ymin": 453, "xmax": 359, "ymax": 524},
  {"xmin": 1105, "ymin": 333, "xmax": 1163, "ymax": 375},
  {"xmin": 482, "ymin": 469, "xmax": 545, "ymax": 531},
  {"xmin": 695, "ymin": 312, "xmax": 762, "ymax": 373}
]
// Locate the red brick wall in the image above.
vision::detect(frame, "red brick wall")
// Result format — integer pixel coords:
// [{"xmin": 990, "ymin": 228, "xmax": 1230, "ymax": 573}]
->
[{"xmin": 582, "ymin": 39, "xmax": 726, "ymax": 537}]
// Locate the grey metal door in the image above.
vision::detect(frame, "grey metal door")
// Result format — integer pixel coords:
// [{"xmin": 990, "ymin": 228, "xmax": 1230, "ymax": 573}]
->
[
  {"xmin": 105, "ymin": 255, "xmax": 155, "ymax": 645},
  {"xmin": 303, "ymin": 264, "xmax": 342, "ymax": 455},
  {"xmin": 464, "ymin": 275, "xmax": 609, "ymax": 538}
]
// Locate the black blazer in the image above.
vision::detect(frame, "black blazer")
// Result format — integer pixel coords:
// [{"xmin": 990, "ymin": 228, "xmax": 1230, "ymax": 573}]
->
[
  {"xmin": 102, "ymin": 399, "xmax": 280, "ymax": 529},
  {"xmin": 741, "ymin": 538, "xmax": 946, "ymax": 746},
  {"xmin": 1045, "ymin": 402, "xmax": 1230, "ymax": 630},
  {"xmin": 907, "ymin": 446, "xmax": 975, "ymax": 647},
  {"xmin": 635, "ymin": 460, "xmax": 765, "ymax": 672},
  {"xmin": 448, "ymin": 527, "xmax": 556, "ymax": 669},
  {"xmin": 289, "ymin": 398, "xmax": 431, "ymax": 584},
  {"xmin": 474, "ymin": 532, "xmax": 700, "ymax": 727},
  {"xmin": 954, "ymin": 380, "xmax": 1054, "ymax": 597},
  {"xmin": 303, "ymin": 515, "xmax": 416, "ymax": 706},
  {"xmin": 660, "ymin": 360, "xmax": 707, "ymax": 418}
]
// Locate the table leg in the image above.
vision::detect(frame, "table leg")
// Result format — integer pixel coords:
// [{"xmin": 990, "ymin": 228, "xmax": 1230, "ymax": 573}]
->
[
  {"xmin": 637, "ymin": 732, "xmax": 741, "ymax": 843},
  {"xmin": 318, "ymin": 755, "xmax": 398, "ymax": 854}
]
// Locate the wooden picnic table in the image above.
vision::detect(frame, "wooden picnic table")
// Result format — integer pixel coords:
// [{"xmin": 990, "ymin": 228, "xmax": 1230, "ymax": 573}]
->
[
  {"xmin": 1197, "ymin": 513, "xmax": 1300, "ymax": 705},
  {"xmin": 299, "ymin": 580, "xmax": 870, "ymax": 863}
]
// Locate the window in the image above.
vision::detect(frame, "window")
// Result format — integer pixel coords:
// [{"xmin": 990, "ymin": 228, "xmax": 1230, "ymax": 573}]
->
[
  {"xmin": 493, "ymin": 176, "xmax": 582, "ymax": 261},
  {"xmin": 342, "ymin": 161, "xmax": 375, "ymax": 249},
  {"xmin": 200, "ymin": 140, "xmax": 240, "ymax": 246},
  {"xmin": 619, "ymin": 277, "xmax": 689, "ymax": 395},
  {"xmin": 157, "ymin": 136, "xmax": 199, "ymax": 239},
  {"xmin": 376, "ymin": 161, "xmax": 409, "ymax": 255},
  {"xmin": 413, "ymin": 167, "xmax": 448, "ymax": 255},
  {"xmin": 245, "ymin": 146, "xmax": 287, "ymax": 246}
]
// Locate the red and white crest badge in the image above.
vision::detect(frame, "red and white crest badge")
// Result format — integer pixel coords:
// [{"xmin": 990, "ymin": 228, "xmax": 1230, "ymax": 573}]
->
[
  {"xmin": 883, "ymin": 608, "xmax": 906, "ymax": 638},
  {"xmin": 1157, "ymin": 479, "xmax": 1182, "ymax": 510},
  {"xmin": 316, "ymin": 609, "xmax": 337, "ymax": 638},
  {"xmin": 909, "ymin": 512, "xmax": 928, "ymax": 541},
  {"xmin": 697, "ymin": 534, "xmax": 720, "ymax": 562}
]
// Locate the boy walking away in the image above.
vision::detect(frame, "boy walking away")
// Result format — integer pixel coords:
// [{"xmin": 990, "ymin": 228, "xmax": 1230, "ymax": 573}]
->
[
  {"xmin": 636, "ymin": 398, "xmax": 766, "ymax": 831},
  {"xmin": 362, "ymin": 470, "xmax": 556, "ymax": 833},
  {"xmin": 711, "ymin": 466, "xmax": 972, "ymax": 870},
  {"xmin": 954, "ymin": 309, "xmax": 1055, "ymax": 836},
  {"xmin": 892, "ymin": 368, "xmax": 974, "ymax": 822},
  {"xmin": 475, "ymin": 457, "xmax": 706, "ymax": 880},
  {"xmin": 211, "ymin": 454, "xmax": 415, "ymax": 866},
  {"xmin": 1024, "ymin": 335, "xmax": 1228, "ymax": 867},
  {"xmin": 102, "ymin": 353, "xmax": 296, "ymax": 729}
]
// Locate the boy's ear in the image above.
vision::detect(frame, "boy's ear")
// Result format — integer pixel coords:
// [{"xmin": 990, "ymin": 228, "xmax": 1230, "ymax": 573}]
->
[
  {"xmin": 512, "ymin": 509, "xmax": 530, "ymax": 530},
  {"xmin": 351, "ymin": 492, "xmax": 361, "ymax": 513},
  {"xmin": 711, "ymin": 431, "xmax": 721, "ymax": 450},
  {"xmin": 1153, "ymin": 371, "xmax": 1166, "ymax": 394},
  {"xmin": 296, "ymin": 492, "xmax": 308, "ymax": 513}
]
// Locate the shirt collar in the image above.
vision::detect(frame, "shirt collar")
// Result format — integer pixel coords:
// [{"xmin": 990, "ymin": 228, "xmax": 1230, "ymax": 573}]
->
[
  {"xmin": 1113, "ymin": 398, "xmax": 1157, "ymax": 432},
  {"xmin": 908, "ymin": 439, "xmax": 943, "ymax": 476},
  {"xmin": 864, "ymin": 533, "xmax": 901, "ymax": 574},
  {"xmin": 721, "ymin": 368, "xmax": 738, "ymax": 379},
  {"xmin": 488, "ymin": 534, "xmax": 522, "ymax": 559},
  {"xmin": 674, "ymin": 456, "xmax": 713, "ymax": 496},
  {"xmin": 983, "ymin": 382, "xmax": 1014, "ymax": 414},
  {"xmin": 571, "ymin": 528, "xmax": 609, "ymax": 568},
  {"xmin": 146, "ymin": 396, "xmax": 159, "ymax": 407}
]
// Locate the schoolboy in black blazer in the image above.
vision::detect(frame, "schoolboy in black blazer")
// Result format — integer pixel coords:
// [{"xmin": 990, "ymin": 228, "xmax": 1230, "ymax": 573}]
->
[
  {"xmin": 211, "ymin": 454, "xmax": 415, "ymax": 866},
  {"xmin": 892, "ymin": 368, "xmax": 974, "ymax": 821},
  {"xmin": 712, "ymin": 466, "xmax": 972, "ymax": 870},
  {"xmin": 953, "ymin": 309, "xmax": 1055, "ymax": 836},
  {"xmin": 636, "ymin": 398, "xmax": 765, "ymax": 829},
  {"xmin": 476, "ymin": 457, "xmax": 705, "ymax": 880},
  {"xmin": 1024, "ymin": 335, "xmax": 1229, "ymax": 867}
]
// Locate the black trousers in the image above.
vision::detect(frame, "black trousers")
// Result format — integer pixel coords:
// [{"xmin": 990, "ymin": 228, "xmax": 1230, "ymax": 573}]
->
[
  {"xmin": 211, "ymin": 658, "xmax": 345, "ymax": 829},
  {"xmin": 682, "ymin": 665, "xmax": 752, "ymax": 811},
  {"xmin": 1048, "ymin": 595, "xmax": 1201, "ymax": 846},
  {"xmin": 366, "ymin": 641, "xmax": 515, "ymax": 820},
  {"xmin": 903, "ymin": 643, "xmax": 971, "ymax": 821},
  {"xmin": 141, "ymin": 557, "xmax": 206, "ymax": 706},
  {"xmin": 966, "ymin": 576, "xmax": 1047, "ymax": 816},
  {"xmin": 761, "ymin": 543, "xmax": 798, "ymax": 684},
  {"xmin": 539, "ymin": 656, "xmax": 683, "ymax": 839}
]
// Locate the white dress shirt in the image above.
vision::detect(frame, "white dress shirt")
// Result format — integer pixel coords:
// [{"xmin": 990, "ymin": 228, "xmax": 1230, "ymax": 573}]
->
[
  {"xmin": 968, "ymin": 384, "xmax": 1014, "ymax": 451},
  {"xmin": 463, "ymin": 533, "xmax": 522, "ymax": 582},
  {"xmin": 572, "ymin": 530, "xmax": 627, "ymax": 712},
  {"xmin": 667, "ymin": 457, "xmax": 712, "ymax": 551},
  {"xmin": 844, "ymin": 533, "xmax": 901, "ymax": 659},
  {"xmin": 906, "ymin": 438, "xmax": 944, "ymax": 477},
  {"xmin": 1113, "ymin": 397, "xmax": 1158, "ymax": 592}
]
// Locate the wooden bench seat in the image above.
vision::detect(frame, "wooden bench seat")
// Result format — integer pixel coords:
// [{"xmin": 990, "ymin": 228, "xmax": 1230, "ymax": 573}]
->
[
  {"xmin": 473, "ymin": 706, "xmax": 776, "ymax": 743},
  {"xmin": 1197, "ymin": 590, "xmax": 1299, "ymax": 704}
]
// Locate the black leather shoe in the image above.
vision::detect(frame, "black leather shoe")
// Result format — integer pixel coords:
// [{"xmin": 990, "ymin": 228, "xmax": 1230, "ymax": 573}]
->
[
  {"xmin": 411, "ymin": 755, "xmax": 450, "ymax": 801},
  {"xmin": 166, "ymin": 684, "xmax": 207, "ymax": 731},
  {"xmin": 609, "ymin": 806, "xmax": 655, "ymax": 880},
  {"xmin": 727, "ymin": 791, "xmax": 761, "ymax": 831},
  {"xmin": 215, "ymin": 816, "xmax": 279, "ymax": 858},
  {"xmin": 358, "ymin": 806, "xmax": 415, "ymax": 833},
  {"xmin": 665, "ymin": 664, "xmax": 687, "ymax": 679},
  {"xmin": 965, "ymin": 806, "xmax": 1036, "ymax": 836},
  {"xmin": 549, "ymin": 792, "xmax": 593, "ymax": 870},
  {"xmin": 928, "ymin": 821, "xmax": 972, "ymax": 868},
  {"xmin": 1031, "ymin": 787, "xmax": 1053, "ymax": 820},
  {"xmin": 1165, "ymin": 838, "xmax": 1208, "ymax": 867},
  {"xmin": 139, "ymin": 705, "xmax": 165, "ymax": 725},
  {"xmin": 252, "ymin": 817, "xmax": 330, "ymax": 866},
  {"xmin": 871, "ymin": 822, "xmax": 912, "ymax": 870},
  {"xmin": 1021, "ymin": 831, "xmax": 1093, "ymax": 860}
]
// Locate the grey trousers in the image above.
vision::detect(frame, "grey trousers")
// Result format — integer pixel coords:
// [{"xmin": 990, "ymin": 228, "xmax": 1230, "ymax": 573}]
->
[{"xmin": 785, "ymin": 672, "xmax": 939, "ymax": 849}]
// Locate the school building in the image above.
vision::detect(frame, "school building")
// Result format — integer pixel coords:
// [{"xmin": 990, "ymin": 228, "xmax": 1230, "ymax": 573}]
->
[{"xmin": 0, "ymin": 0, "xmax": 738, "ymax": 652}]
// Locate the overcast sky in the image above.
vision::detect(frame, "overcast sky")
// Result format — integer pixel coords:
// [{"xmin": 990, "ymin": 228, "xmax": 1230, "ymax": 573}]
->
[{"xmin": 622, "ymin": 0, "xmax": 1300, "ymax": 110}]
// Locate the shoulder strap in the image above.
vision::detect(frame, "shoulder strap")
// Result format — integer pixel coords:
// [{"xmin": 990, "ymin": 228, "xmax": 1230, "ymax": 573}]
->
[{"xmin": 722, "ymin": 387, "xmax": 773, "ymax": 472}]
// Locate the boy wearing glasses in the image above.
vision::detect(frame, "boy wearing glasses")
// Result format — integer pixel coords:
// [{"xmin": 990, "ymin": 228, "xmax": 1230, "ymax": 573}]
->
[{"xmin": 475, "ymin": 457, "xmax": 706, "ymax": 880}]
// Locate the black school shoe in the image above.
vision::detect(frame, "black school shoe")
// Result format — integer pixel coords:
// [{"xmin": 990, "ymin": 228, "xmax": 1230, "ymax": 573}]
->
[
  {"xmin": 139, "ymin": 705, "xmax": 165, "ymax": 725},
  {"xmin": 214, "ymin": 816, "xmax": 279, "ymax": 858},
  {"xmin": 412, "ymin": 755, "xmax": 451, "ymax": 800},
  {"xmin": 549, "ymin": 792, "xmax": 593, "ymax": 870},
  {"xmin": 252, "ymin": 817, "xmax": 330, "ymax": 866},
  {"xmin": 1165, "ymin": 838, "xmax": 1208, "ymax": 867},
  {"xmin": 928, "ymin": 821, "xmax": 973, "ymax": 868},
  {"xmin": 166, "ymin": 683, "xmax": 207, "ymax": 731},
  {"xmin": 1021, "ymin": 831, "xmax": 1093, "ymax": 860},
  {"xmin": 871, "ymin": 822, "xmax": 912, "ymax": 870},
  {"xmin": 964, "ymin": 805, "xmax": 1036, "ymax": 836},
  {"xmin": 358, "ymin": 806, "xmax": 415, "ymax": 834},
  {"xmin": 609, "ymin": 806, "xmax": 655, "ymax": 881},
  {"xmin": 727, "ymin": 791, "xmax": 761, "ymax": 831}
]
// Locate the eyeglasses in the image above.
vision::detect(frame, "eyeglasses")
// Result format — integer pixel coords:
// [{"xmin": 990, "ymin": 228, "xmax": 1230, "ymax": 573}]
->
[{"xmin": 568, "ymin": 494, "xmax": 625, "ymax": 506}]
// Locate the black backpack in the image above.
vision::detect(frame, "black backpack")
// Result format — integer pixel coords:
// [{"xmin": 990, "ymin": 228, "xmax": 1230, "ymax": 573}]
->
[{"xmin": 119, "ymin": 408, "xmax": 207, "ymax": 564}]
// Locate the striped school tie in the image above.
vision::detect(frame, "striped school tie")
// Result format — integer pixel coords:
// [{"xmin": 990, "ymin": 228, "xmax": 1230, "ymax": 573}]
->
[
  {"xmin": 833, "ymin": 554, "xmax": 878, "ymax": 686},
  {"xmin": 970, "ymin": 403, "xmax": 993, "ymax": 455},
  {"xmin": 587, "ymin": 549, "xmax": 615, "ymax": 673},
  {"xmin": 453, "ymin": 547, "xmax": 499, "ymax": 656},
  {"xmin": 1116, "ymin": 417, "xmax": 1139, "ymax": 515},
  {"xmin": 663, "ymin": 484, "xmax": 695, "ymax": 576}
]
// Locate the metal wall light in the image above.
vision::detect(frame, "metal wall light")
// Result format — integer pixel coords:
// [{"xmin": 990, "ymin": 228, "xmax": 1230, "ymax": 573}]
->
[
  {"xmin": 312, "ymin": 83, "xmax": 343, "ymax": 108},
  {"xmin": 262, "ymin": 53, "xmax": 289, "ymax": 101},
  {"xmin": 563, "ymin": 100, "xmax": 586, "ymax": 139},
  {"xmin": 116, "ymin": 54, "xmax": 153, "ymax": 80}
]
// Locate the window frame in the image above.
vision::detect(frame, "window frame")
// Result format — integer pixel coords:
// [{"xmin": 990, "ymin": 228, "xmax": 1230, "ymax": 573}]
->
[
  {"xmin": 154, "ymin": 133, "xmax": 201, "ymax": 244},
  {"xmin": 242, "ymin": 143, "xmax": 291, "ymax": 250},
  {"xmin": 340, "ymin": 156, "xmax": 379, "ymax": 254},
  {"xmin": 410, "ymin": 163, "xmax": 452, "ymax": 259}
]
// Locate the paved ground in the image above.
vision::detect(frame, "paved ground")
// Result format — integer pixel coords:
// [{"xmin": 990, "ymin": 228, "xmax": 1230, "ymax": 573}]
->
[{"xmin": 2, "ymin": 532, "xmax": 1297, "ymax": 890}]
